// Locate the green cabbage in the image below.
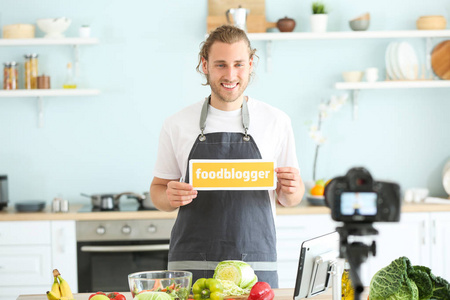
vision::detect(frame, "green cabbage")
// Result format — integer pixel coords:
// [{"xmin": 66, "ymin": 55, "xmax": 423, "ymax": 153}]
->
[
  {"xmin": 213, "ymin": 260, "xmax": 258, "ymax": 290},
  {"xmin": 369, "ymin": 257, "xmax": 450, "ymax": 300},
  {"xmin": 216, "ymin": 279, "xmax": 250, "ymax": 296}
]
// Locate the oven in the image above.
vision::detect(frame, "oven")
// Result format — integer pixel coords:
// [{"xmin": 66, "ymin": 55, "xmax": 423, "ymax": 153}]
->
[{"xmin": 76, "ymin": 219, "xmax": 175, "ymax": 292}]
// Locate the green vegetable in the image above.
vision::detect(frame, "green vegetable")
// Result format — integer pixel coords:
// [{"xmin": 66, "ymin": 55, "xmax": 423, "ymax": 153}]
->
[
  {"xmin": 192, "ymin": 278, "xmax": 224, "ymax": 300},
  {"xmin": 213, "ymin": 260, "xmax": 258, "ymax": 290},
  {"xmin": 136, "ymin": 292, "xmax": 173, "ymax": 300},
  {"xmin": 369, "ymin": 256, "xmax": 450, "ymax": 300},
  {"xmin": 216, "ymin": 279, "xmax": 250, "ymax": 296}
]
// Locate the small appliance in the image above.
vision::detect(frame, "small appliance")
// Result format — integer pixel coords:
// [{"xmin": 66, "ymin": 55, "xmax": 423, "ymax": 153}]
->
[{"xmin": 0, "ymin": 175, "xmax": 8, "ymax": 210}]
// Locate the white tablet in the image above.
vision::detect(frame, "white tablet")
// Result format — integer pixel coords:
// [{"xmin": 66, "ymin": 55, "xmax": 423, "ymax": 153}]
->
[{"xmin": 293, "ymin": 231, "xmax": 340, "ymax": 299}]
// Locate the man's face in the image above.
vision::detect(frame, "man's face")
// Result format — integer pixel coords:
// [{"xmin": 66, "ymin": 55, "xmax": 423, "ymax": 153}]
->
[{"xmin": 202, "ymin": 40, "xmax": 253, "ymax": 105}]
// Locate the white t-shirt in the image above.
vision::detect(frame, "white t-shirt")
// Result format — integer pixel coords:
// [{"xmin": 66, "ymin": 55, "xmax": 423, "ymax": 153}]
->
[{"xmin": 153, "ymin": 97, "xmax": 300, "ymax": 214}]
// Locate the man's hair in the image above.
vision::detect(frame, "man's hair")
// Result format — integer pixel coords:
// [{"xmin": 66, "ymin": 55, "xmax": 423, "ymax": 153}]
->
[{"xmin": 196, "ymin": 25, "xmax": 257, "ymax": 85}]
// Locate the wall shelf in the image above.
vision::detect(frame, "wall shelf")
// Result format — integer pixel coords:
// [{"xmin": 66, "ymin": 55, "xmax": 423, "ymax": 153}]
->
[
  {"xmin": 247, "ymin": 30, "xmax": 450, "ymax": 72},
  {"xmin": 0, "ymin": 89, "xmax": 100, "ymax": 128},
  {"xmin": 335, "ymin": 80, "xmax": 450, "ymax": 120},
  {"xmin": 0, "ymin": 37, "xmax": 99, "ymax": 46},
  {"xmin": 247, "ymin": 30, "xmax": 450, "ymax": 41}
]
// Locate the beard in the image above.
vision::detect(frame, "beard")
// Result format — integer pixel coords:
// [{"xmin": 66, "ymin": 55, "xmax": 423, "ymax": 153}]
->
[{"xmin": 207, "ymin": 74, "xmax": 251, "ymax": 104}]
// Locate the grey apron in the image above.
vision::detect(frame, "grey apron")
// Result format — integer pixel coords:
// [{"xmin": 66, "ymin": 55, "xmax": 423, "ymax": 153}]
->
[{"xmin": 168, "ymin": 97, "xmax": 278, "ymax": 288}]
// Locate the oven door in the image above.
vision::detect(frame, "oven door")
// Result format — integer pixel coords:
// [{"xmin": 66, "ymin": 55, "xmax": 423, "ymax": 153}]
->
[{"xmin": 77, "ymin": 240, "xmax": 169, "ymax": 292}]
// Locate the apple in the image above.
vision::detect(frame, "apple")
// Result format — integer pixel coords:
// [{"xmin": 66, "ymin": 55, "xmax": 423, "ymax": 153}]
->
[{"xmin": 315, "ymin": 179, "xmax": 325, "ymax": 186}]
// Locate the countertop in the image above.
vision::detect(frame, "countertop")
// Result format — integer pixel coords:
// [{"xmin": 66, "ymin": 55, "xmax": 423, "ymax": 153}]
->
[
  {"xmin": 15, "ymin": 289, "xmax": 370, "ymax": 300},
  {"xmin": 1, "ymin": 199, "xmax": 450, "ymax": 222}
]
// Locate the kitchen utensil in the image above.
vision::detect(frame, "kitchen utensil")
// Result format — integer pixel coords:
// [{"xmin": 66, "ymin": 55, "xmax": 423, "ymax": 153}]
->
[
  {"xmin": 276, "ymin": 17, "xmax": 296, "ymax": 32},
  {"xmin": 36, "ymin": 18, "xmax": 71, "ymax": 38},
  {"xmin": 207, "ymin": 0, "xmax": 276, "ymax": 33},
  {"xmin": 306, "ymin": 195, "xmax": 326, "ymax": 206},
  {"xmin": 15, "ymin": 200, "xmax": 45, "ymax": 212},
  {"xmin": 342, "ymin": 71, "xmax": 364, "ymax": 82},
  {"xmin": 389, "ymin": 42, "xmax": 404, "ymax": 80},
  {"xmin": 37, "ymin": 75, "xmax": 51, "ymax": 89},
  {"xmin": 81, "ymin": 193, "xmax": 119, "ymax": 210},
  {"xmin": 128, "ymin": 271, "xmax": 192, "ymax": 299},
  {"xmin": 431, "ymin": 40, "xmax": 450, "ymax": 80},
  {"xmin": 349, "ymin": 19, "xmax": 370, "ymax": 31},
  {"xmin": 385, "ymin": 42, "xmax": 396, "ymax": 80},
  {"xmin": 0, "ymin": 175, "xmax": 8, "ymax": 210},
  {"xmin": 226, "ymin": 6, "xmax": 250, "ymax": 31},
  {"xmin": 365, "ymin": 67, "xmax": 379, "ymax": 82},
  {"xmin": 416, "ymin": 15, "xmax": 447, "ymax": 30},
  {"xmin": 397, "ymin": 42, "xmax": 419, "ymax": 80},
  {"xmin": 2, "ymin": 24, "xmax": 35, "ymax": 38}
]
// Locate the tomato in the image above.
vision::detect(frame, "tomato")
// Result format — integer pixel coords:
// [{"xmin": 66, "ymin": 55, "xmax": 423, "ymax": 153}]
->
[
  {"xmin": 107, "ymin": 292, "xmax": 127, "ymax": 300},
  {"xmin": 89, "ymin": 292, "xmax": 106, "ymax": 300}
]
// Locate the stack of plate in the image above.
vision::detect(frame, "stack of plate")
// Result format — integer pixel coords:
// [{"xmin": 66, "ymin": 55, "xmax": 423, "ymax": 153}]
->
[{"xmin": 385, "ymin": 41, "xmax": 419, "ymax": 80}]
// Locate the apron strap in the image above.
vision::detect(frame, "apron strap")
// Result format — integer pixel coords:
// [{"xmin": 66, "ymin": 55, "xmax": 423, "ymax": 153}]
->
[{"xmin": 199, "ymin": 96, "xmax": 251, "ymax": 142}]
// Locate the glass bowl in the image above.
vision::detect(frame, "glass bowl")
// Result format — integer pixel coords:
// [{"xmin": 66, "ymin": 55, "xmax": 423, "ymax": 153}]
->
[{"xmin": 128, "ymin": 270, "xmax": 192, "ymax": 299}]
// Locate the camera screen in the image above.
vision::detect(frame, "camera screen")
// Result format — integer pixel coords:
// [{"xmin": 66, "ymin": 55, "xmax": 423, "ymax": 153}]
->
[{"xmin": 341, "ymin": 192, "xmax": 377, "ymax": 216}]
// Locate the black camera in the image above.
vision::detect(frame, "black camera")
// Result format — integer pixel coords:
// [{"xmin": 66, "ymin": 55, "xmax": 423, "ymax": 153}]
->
[{"xmin": 324, "ymin": 167, "xmax": 401, "ymax": 223}]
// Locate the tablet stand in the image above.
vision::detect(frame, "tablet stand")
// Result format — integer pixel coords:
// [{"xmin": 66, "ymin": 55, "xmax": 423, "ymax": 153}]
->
[{"xmin": 305, "ymin": 253, "xmax": 344, "ymax": 300}]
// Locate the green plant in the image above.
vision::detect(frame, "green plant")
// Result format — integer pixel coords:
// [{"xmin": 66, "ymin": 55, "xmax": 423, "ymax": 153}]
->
[
  {"xmin": 369, "ymin": 256, "xmax": 450, "ymax": 300},
  {"xmin": 312, "ymin": 1, "xmax": 326, "ymax": 14}
]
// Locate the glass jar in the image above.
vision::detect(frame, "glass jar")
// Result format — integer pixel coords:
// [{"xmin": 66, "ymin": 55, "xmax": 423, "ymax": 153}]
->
[
  {"xmin": 24, "ymin": 53, "xmax": 38, "ymax": 89},
  {"xmin": 3, "ymin": 62, "xmax": 19, "ymax": 90}
]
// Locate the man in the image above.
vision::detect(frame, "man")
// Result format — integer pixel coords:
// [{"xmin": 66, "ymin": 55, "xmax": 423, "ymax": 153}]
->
[{"xmin": 150, "ymin": 25, "xmax": 304, "ymax": 287}]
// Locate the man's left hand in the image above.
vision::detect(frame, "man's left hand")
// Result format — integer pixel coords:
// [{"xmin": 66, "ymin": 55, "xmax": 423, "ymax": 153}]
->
[{"xmin": 275, "ymin": 167, "xmax": 304, "ymax": 206}]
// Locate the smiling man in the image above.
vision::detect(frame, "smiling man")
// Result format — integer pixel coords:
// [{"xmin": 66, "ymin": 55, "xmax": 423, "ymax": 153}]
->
[{"xmin": 150, "ymin": 25, "xmax": 305, "ymax": 287}]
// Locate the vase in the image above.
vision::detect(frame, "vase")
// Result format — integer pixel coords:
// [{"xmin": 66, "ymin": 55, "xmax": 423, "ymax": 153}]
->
[{"xmin": 310, "ymin": 14, "xmax": 328, "ymax": 33}]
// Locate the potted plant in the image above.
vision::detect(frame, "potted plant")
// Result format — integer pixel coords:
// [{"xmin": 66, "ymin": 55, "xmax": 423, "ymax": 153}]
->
[{"xmin": 310, "ymin": 1, "xmax": 328, "ymax": 33}]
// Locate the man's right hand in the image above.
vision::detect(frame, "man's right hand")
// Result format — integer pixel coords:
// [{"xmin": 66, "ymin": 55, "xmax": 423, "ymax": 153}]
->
[
  {"xmin": 166, "ymin": 181, "xmax": 198, "ymax": 208},
  {"xmin": 150, "ymin": 177, "xmax": 197, "ymax": 211}
]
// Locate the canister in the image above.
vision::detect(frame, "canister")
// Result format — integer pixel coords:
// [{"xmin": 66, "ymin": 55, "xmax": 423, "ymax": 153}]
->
[
  {"xmin": 37, "ymin": 74, "xmax": 51, "ymax": 89},
  {"xmin": 3, "ymin": 62, "xmax": 18, "ymax": 90},
  {"xmin": 24, "ymin": 53, "xmax": 38, "ymax": 89}
]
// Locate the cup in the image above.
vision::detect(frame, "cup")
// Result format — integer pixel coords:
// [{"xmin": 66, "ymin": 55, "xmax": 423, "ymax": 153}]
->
[
  {"xmin": 79, "ymin": 25, "xmax": 91, "ymax": 38},
  {"xmin": 365, "ymin": 67, "xmax": 379, "ymax": 82}
]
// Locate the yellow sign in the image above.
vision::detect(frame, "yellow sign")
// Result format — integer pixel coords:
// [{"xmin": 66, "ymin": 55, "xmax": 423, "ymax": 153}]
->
[{"xmin": 189, "ymin": 159, "xmax": 276, "ymax": 190}]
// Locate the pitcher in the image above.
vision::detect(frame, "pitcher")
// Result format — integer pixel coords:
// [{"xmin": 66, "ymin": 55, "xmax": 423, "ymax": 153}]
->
[{"xmin": 226, "ymin": 6, "xmax": 250, "ymax": 31}]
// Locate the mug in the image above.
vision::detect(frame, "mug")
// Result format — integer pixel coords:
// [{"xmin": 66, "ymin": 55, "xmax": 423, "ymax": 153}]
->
[{"xmin": 365, "ymin": 67, "xmax": 379, "ymax": 82}]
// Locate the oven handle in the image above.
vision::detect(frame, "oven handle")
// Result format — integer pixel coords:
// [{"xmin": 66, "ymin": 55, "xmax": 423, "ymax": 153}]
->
[{"xmin": 80, "ymin": 244, "xmax": 169, "ymax": 252}]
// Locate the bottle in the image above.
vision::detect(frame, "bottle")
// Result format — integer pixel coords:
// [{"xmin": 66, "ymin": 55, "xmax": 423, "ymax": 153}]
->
[
  {"xmin": 341, "ymin": 260, "xmax": 355, "ymax": 300},
  {"xmin": 63, "ymin": 62, "xmax": 77, "ymax": 89}
]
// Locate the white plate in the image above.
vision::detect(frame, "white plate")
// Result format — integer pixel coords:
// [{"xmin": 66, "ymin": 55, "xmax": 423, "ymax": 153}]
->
[
  {"xmin": 389, "ymin": 42, "xmax": 404, "ymax": 80},
  {"xmin": 397, "ymin": 42, "xmax": 419, "ymax": 80},
  {"xmin": 385, "ymin": 42, "xmax": 396, "ymax": 80}
]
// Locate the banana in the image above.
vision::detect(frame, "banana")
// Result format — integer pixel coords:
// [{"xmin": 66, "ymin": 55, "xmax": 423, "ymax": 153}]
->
[
  {"xmin": 53, "ymin": 269, "xmax": 73, "ymax": 299},
  {"xmin": 46, "ymin": 291, "xmax": 60, "ymax": 300},
  {"xmin": 51, "ymin": 276, "xmax": 61, "ymax": 298}
]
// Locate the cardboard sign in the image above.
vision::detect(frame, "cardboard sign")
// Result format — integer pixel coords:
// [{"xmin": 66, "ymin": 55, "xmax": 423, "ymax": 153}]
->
[{"xmin": 189, "ymin": 159, "xmax": 276, "ymax": 190}]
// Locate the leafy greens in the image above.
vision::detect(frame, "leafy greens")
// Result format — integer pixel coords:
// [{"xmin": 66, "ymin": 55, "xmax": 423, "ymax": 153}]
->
[{"xmin": 369, "ymin": 256, "xmax": 450, "ymax": 300}]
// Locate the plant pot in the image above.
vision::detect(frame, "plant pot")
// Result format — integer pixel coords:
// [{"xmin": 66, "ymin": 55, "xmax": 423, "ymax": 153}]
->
[{"xmin": 310, "ymin": 14, "xmax": 328, "ymax": 33}]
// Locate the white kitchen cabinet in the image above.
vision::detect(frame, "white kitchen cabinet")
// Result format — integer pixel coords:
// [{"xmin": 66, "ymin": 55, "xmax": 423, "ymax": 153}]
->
[
  {"xmin": 0, "ymin": 220, "xmax": 77, "ymax": 300},
  {"xmin": 276, "ymin": 214, "xmax": 337, "ymax": 288},
  {"xmin": 430, "ymin": 212, "xmax": 450, "ymax": 280}
]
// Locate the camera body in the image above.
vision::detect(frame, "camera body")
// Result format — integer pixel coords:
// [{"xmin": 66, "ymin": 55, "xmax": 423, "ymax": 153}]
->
[{"xmin": 325, "ymin": 167, "xmax": 401, "ymax": 223}]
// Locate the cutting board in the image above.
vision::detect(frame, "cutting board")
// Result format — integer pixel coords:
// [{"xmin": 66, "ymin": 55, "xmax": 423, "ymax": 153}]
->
[
  {"xmin": 431, "ymin": 40, "xmax": 450, "ymax": 80},
  {"xmin": 207, "ymin": 0, "xmax": 277, "ymax": 33}
]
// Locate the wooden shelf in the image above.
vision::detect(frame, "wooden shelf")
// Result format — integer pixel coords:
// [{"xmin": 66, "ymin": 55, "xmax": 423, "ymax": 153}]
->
[
  {"xmin": 335, "ymin": 80, "xmax": 450, "ymax": 90},
  {"xmin": 247, "ymin": 30, "xmax": 450, "ymax": 41},
  {"xmin": 0, "ymin": 37, "xmax": 99, "ymax": 46}
]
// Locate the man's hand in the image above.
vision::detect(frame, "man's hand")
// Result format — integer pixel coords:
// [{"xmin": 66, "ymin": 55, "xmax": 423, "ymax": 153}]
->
[
  {"xmin": 275, "ymin": 167, "xmax": 304, "ymax": 207},
  {"xmin": 150, "ymin": 177, "xmax": 197, "ymax": 212},
  {"xmin": 166, "ymin": 181, "xmax": 198, "ymax": 208}
]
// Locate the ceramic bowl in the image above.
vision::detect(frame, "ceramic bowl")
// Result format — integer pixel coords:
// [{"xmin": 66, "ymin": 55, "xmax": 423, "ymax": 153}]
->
[
  {"xmin": 342, "ymin": 71, "xmax": 364, "ymax": 82},
  {"xmin": 349, "ymin": 19, "xmax": 370, "ymax": 31},
  {"xmin": 128, "ymin": 270, "xmax": 192, "ymax": 299},
  {"xmin": 36, "ymin": 18, "xmax": 71, "ymax": 38}
]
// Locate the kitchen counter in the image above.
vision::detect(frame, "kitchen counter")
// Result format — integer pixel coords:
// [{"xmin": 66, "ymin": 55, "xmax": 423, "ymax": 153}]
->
[
  {"xmin": 1, "ymin": 199, "xmax": 450, "ymax": 221},
  {"xmin": 15, "ymin": 289, "xmax": 369, "ymax": 300}
]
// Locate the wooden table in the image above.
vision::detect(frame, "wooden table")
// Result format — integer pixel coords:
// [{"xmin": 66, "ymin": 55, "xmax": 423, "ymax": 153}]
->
[{"xmin": 17, "ymin": 289, "xmax": 369, "ymax": 300}]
